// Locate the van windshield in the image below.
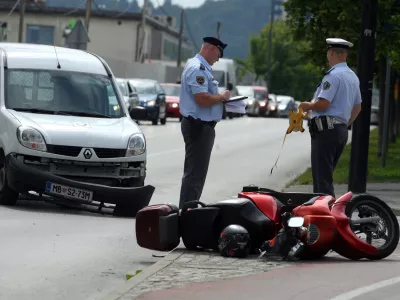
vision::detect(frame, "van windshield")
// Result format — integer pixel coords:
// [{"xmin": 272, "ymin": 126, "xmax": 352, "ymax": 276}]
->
[
  {"xmin": 5, "ymin": 69, "xmax": 124, "ymax": 118},
  {"xmin": 212, "ymin": 71, "xmax": 225, "ymax": 87}
]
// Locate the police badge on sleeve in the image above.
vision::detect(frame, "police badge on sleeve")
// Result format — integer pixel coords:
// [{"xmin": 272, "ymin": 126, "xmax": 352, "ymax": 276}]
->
[
  {"xmin": 323, "ymin": 81, "xmax": 331, "ymax": 90},
  {"xmin": 196, "ymin": 76, "xmax": 205, "ymax": 85}
]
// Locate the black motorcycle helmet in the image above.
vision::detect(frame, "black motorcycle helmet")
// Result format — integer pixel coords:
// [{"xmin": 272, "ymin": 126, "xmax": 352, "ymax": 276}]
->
[{"xmin": 218, "ymin": 224, "xmax": 251, "ymax": 258}]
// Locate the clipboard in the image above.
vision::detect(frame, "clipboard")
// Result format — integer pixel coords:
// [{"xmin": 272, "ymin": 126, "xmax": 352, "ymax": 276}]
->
[{"xmin": 223, "ymin": 96, "xmax": 248, "ymax": 103}]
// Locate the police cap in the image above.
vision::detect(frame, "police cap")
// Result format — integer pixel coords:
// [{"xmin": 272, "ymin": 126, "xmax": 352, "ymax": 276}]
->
[
  {"xmin": 203, "ymin": 36, "xmax": 227, "ymax": 58},
  {"xmin": 326, "ymin": 38, "xmax": 353, "ymax": 49}
]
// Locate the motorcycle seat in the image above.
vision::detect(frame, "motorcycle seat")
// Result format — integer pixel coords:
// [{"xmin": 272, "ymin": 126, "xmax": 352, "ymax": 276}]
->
[
  {"xmin": 302, "ymin": 196, "xmax": 321, "ymax": 206},
  {"xmin": 241, "ymin": 185, "xmax": 327, "ymax": 207}
]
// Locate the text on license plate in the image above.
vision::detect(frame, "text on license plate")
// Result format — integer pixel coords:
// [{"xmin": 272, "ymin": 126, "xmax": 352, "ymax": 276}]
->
[{"xmin": 45, "ymin": 182, "xmax": 93, "ymax": 201}]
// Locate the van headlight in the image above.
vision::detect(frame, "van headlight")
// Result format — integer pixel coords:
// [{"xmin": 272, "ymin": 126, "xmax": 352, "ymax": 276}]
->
[
  {"xmin": 17, "ymin": 126, "xmax": 47, "ymax": 152},
  {"xmin": 126, "ymin": 133, "xmax": 146, "ymax": 156}
]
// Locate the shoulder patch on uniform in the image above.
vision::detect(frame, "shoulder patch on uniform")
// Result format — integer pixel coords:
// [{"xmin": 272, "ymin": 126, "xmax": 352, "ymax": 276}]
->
[
  {"xmin": 199, "ymin": 63, "xmax": 205, "ymax": 70},
  {"xmin": 196, "ymin": 76, "xmax": 205, "ymax": 85},
  {"xmin": 322, "ymin": 81, "xmax": 331, "ymax": 90}
]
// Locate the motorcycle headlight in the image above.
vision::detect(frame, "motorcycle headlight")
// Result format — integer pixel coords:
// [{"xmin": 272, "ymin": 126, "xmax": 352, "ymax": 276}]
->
[
  {"xmin": 147, "ymin": 100, "xmax": 156, "ymax": 106},
  {"xmin": 17, "ymin": 126, "xmax": 47, "ymax": 152},
  {"xmin": 126, "ymin": 133, "xmax": 146, "ymax": 156}
]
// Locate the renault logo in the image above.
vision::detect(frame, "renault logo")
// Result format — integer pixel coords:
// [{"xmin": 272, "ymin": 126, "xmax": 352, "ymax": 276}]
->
[{"xmin": 83, "ymin": 149, "xmax": 92, "ymax": 159}]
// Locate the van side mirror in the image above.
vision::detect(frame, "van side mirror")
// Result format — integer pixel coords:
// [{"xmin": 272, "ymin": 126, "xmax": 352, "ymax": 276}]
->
[
  {"xmin": 129, "ymin": 91, "xmax": 138, "ymax": 98},
  {"xmin": 129, "ymin": 106, "xmax": 147, "ymax": 120},
  {"xmin": 227, "ymin": 82, "xmax": 233, "ymax": 91}
]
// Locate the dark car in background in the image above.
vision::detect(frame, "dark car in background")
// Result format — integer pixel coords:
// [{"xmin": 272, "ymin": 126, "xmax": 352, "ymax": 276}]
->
[{"xmin": 128, "ymin": 78, "xmax": 167, "ymax": 125}]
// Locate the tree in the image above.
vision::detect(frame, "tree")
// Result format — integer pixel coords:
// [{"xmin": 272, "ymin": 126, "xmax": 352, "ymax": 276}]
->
[
  {"xmin": 284, "ymin": 0, "xmax": 400, "ymax": 157},
  {"xmin": 236, "ymin": 20, "xmax": 321, "ymax": 101},
  {"xmin": 283, "ymin": 0, "xmax": 400, "ymax": 72}
]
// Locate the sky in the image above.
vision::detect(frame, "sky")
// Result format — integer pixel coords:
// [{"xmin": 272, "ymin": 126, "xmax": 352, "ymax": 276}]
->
[{"xmin": 135, "ymin": 0, "xmax": 207, "ymax": 8}]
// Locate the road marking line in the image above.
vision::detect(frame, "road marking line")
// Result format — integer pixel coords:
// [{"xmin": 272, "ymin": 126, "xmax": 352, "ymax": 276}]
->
[{"xmin": 329, "ymin": 276, "xmax": 400, "ymax": 300}]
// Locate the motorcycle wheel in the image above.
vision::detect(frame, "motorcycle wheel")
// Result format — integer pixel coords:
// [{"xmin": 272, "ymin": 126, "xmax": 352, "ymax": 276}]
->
[{"xmin": 345, "ymin": 194, "xmax": 399, "ymax": 260}]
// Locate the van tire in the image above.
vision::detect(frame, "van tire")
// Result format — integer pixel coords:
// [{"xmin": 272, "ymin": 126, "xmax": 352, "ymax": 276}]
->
[{"xmin": 0, "ymin": 164, "xmax": 19, "ymax": 206}]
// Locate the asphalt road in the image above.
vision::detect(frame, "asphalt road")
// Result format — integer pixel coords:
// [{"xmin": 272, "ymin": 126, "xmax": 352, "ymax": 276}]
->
[{"xmin": 0, "ymin": 117, "xmax": 313, "ymax": 300}]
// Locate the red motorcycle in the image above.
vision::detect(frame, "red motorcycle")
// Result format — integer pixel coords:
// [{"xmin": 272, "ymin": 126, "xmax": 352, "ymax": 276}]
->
[
  {"xmin": 136, "ymin": 185, "xmax": 399, "ymax": 261},
  {"xmin": 238, "ymin": 186, "xmax": 399, "ymax": 260}
]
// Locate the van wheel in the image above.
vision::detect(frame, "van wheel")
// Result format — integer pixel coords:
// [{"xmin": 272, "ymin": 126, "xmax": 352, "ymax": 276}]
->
[
  {"xmin": 160, "ymin": 117, "xmax": 167, "ymax": 125},
  {"xmin": 0, "ymin": 164, "xmax": 19, "ymax": 206}
]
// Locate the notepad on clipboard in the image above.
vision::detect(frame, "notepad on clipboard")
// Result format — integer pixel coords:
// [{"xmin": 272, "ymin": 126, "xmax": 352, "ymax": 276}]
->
[{"xmin": 223, "ymin": 96, "xmax": 247, "ymax": 114}]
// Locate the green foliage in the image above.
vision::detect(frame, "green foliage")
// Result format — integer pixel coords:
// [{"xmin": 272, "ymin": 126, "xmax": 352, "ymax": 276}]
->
[
  {"xmin": 237, "ymin": 21, "xmax": 321, "ymax": 100},
  {"xmin": 283, "ymin": 0, "xmax": 400, "ymax": 72},
  {"xmin": 126, "ymin": 269, "xmax": 142, "ymax": 280}
]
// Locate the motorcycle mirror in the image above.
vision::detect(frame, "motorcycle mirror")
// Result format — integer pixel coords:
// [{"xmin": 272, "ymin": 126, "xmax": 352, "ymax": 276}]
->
[{"xmin": 288, "ymin": 217, "xmax": 304, "ymax": 228}]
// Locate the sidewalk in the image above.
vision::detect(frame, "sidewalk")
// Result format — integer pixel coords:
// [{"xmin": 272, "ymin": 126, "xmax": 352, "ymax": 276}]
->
[
  {"xmin": 101, "ymin": 182, "xmax": 400, "ymax": 300},
  {"xmin": 101, "ymin": 248, "xmax": 400, "ymax": 300},
  {"xmin": 101, "ymin": 248, "xmax": 295, "ymax": 300}
]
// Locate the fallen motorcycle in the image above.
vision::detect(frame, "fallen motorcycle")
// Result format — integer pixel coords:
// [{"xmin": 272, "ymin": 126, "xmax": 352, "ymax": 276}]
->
[
  {"xmin": 135, "ymin": 185, "xmax": 399, "ymax": 261},
  {"xmin": 240, "ymin": 186, "xmax": 399, "ymax": 260}
]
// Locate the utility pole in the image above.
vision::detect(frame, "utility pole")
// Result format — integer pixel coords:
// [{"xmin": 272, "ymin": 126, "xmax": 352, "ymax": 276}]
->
[
  {"xmin": 381, "ymin": 57, "xmax": 391, "ymax": 168},
  {"xmin": 216, "ymin": 21, "xmax": 221, "ymax": 39},
  {"xmin": 266, "ymin": 0, "xmax": 274, "ymax": 92},
  {"xmin": 177, "ymin": 9, "xmax": 184, "ymax": 68},
  {"xmin": 138, "ymin": 0, "xmax": 148, "ymax": 63},
  {"xmin": 18, "ymin": 0, "xmax": 26, "ymax": 43},
  {"xmin": 85, "ymin": 0, "xmax": 92, "ymax": 33},
  {"xmin": 348, "ymin": 0, "xmax": 378, "ymax": 193}
]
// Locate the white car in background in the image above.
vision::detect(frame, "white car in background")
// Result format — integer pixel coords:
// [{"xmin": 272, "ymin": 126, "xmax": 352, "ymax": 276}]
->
[
  {"xmin": 116, "ymin": 78, "xmax": 140, "ymax": 111},
  {"xmin": 276, "ymin": 95, "xmax": 296, "ymax": 118}
]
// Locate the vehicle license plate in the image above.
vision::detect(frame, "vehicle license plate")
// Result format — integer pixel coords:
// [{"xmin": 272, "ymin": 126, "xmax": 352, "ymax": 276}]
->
[{"xmin": 45, "ymin": 181, "xmax": 93, "ymax": 202}]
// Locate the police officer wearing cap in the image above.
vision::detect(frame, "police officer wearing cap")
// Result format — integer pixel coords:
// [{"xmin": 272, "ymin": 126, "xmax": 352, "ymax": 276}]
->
[
  {"xmin": 178, "ymin": 36, "xmax": 231, "ymax": 209},
  {"xmin": 299, "ymin": 38, "xmax": 362, "ymax": 197}
]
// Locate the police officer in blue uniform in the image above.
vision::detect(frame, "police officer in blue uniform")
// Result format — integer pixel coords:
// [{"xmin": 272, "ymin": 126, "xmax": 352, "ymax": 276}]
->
[
  {"xmin": 299, "ymin": 38, "xmax": 362, "ymax": 197},
  {"xmin": 178, "ymin": 36, "xmax": 231, "ymax": 209}
]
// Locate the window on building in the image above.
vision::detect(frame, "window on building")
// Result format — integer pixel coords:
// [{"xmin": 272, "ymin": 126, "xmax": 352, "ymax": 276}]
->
[{"xmin": 26, "ymin": 25, "xmax": 55, "ymax": 45}]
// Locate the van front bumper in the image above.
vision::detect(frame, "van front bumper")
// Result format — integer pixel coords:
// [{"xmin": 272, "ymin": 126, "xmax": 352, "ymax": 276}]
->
[{"xmin": 5, "ymin": 154, "xmax": 155, "ymax": 208}]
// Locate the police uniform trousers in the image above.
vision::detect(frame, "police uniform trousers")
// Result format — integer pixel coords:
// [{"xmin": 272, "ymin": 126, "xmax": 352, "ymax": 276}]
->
[
  {"xmin": 309, "ymin": 116, "xmax": 348, "ymax": 198},
  {"xmin": 179, "ymin": 116, "xmax": 217, "ymax": 209}
]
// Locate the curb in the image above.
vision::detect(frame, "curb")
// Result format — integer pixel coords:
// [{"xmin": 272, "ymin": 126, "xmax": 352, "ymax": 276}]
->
[{"xmin": 100, "ymin": 248, "xmax": 186, "ymax": 300}]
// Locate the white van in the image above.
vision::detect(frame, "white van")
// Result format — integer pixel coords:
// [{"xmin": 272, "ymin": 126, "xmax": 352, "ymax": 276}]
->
[
  {"xmin": 0, "ymin": 43, "xmax": 154, "ymax": 216},
  {"xmin": 185, "ymin": 57, "xmax": 237, "ymax": 92}
]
